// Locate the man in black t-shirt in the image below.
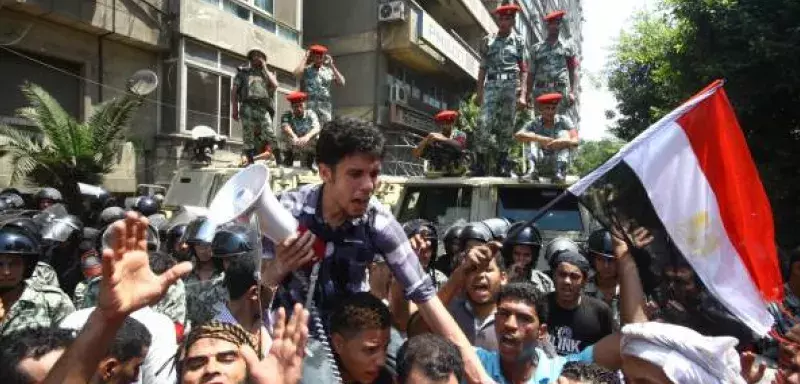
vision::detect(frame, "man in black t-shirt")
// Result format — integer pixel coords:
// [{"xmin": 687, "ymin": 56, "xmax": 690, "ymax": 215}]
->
[{"xmin": 545, "ymin": 248, "xmax": 614, "ymax": 356}]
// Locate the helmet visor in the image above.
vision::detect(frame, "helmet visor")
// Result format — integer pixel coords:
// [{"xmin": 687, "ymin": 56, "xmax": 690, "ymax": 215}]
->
[
  {"xmin": 42, "ymin": 218, "xmax": 80, "ymax": 243},
  {"xmin": 101, "ymin": 222, "xmax": 160, "ymax": 251}
]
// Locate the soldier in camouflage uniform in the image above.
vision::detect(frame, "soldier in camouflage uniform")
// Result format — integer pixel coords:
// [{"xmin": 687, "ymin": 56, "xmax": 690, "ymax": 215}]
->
[
  {"xmin": 29, "ymin": 261, "xmax": 60, "ymax": 288},
  {"xmin": 232, "ymin": 48, "xmax": 279, "ymax": 165},
  {"xmin": 412, "ymin": 110, "xmax": 469, "ymax": 176},
  {"xmin": 182, "ymin": 231, "xmax": 227, "ymax": 327},
  {"xmin": 279, "ymin": 91, "xmax": 321, "ymax": 170},
  {"xmin": 0, "ymin": 223, "xmax": 74, "ymax": 336},
  {"xmin": 475, "ymin": 3, "xmax": 529, "ymax": 176},
  {"xmin": 294, "ymin": 44, "xmax": 345, "ymax": 126},
  {"xmin": 530, "ymin": 10, "xmax": 579, "ymax": 113},
  {"xmin": 514, "ymin": 93, "xmax": 578, "ymax": 182}
]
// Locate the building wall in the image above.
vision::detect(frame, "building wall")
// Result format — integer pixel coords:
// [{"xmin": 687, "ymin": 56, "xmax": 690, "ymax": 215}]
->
[{"xmin": 0, "ymin": 8, "xmax": 161, "ymax": 191}]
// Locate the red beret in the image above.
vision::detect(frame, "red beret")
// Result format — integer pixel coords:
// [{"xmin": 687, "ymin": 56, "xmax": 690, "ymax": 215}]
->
[
  {"xmin": 286, "ymin": 91, "xmax": 307, "ymax": 103},
  {"xmin": 544, "ymin": 10, "xmax": 566, "ymax": 22},
  {"xmin": 536, "ymin": 93, "xmax": 563, "ymax": 105},
  {"xmin": 494, "ymin": 4, "xmax": 520, "ymax": 16},
  {"xmin": 434, "ymin": 110, "xmax": 458, "ymax": 123},
  {"xmin": 309, "ymin": 45, "xmax": 328, "ymax": 54}
]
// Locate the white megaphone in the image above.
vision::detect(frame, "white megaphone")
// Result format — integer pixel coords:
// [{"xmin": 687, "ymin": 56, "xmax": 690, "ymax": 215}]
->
[{"xmin": 206, "ymin": 163, "xmax": 298, "ymax": 243}]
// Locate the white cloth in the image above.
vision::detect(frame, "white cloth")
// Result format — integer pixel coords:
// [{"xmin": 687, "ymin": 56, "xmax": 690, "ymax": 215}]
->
[
  {"xmin": 60, "ymin": 307, "xmax": 178, "ymax": 384},
  {"xmin": 621, "ymin": 322, "xmax": 744, "ymax": 384}
]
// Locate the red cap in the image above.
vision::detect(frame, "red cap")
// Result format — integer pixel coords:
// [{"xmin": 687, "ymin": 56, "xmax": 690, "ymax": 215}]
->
[
  {"xmin": 309, "ymin": 44, "xmax": 328, "ymax": 54},
  {"xmin": 434, "ymin": 110, "xmax": 458, "ymax": 123},
  {"xmin": 286, "ymin": 91, "xmax": 307, "ymax": 103},
  {"xmin": 544, "ymin": 10, "xmax": 566, "ymax": 22},
  {"xmin": 536, "ymin": 93, "xmax": 563, "ymax": 105},
  {"xmin": 494, "ymin": 4, "xmax": 521, "ymax": 16}
]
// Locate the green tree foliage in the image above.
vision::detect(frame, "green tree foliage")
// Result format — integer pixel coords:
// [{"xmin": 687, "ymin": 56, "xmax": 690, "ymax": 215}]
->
[
  {"xmin": 0, "ymin": 82, "xmax": 145, "ymax": 215},
  {"xmin": 457, "ymin": 93, "xmax": 530, "ymax": 167},
  {"xmin": 570, "ymin": 139, "xmax": 626, "ymax": 177},
  {"xmin": 606, "ymin": 0, "xmax": 800, "ymax": 246}
]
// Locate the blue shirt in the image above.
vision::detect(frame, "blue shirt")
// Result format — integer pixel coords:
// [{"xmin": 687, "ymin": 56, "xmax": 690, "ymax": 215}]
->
[{"xmin": 476, "ymin": 346, "xmax": 594, "ymax": 384}]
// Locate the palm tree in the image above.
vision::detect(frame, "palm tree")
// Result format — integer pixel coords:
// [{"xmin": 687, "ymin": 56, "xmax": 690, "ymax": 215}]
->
[{"xmin": 0, "ymin": 82, "xmax": 146, "ymax": 216}]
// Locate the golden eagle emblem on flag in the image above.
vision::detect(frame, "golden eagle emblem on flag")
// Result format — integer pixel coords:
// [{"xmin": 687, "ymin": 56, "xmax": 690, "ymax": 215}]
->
[{"xmin": 675, "ymin": 211, "xmax": 720, "ymax": 258}]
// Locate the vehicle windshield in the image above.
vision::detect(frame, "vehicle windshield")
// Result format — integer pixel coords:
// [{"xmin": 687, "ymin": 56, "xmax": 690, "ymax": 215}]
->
[
  {"xmin": 497, "ymin": 187, "xmax": 583, "ymax": 232},
  {"xmin": 396, "ymin": 186, "xmax": 472, "ymax": 230}
]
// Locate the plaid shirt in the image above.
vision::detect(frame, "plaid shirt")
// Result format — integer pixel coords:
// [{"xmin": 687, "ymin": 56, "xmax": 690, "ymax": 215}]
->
[{"xmin": 265, "ymin": 184, "xmax": 434, "ymax": 322}]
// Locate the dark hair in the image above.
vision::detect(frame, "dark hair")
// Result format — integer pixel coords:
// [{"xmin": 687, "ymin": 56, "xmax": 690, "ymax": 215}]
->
[
  {"xmin": 316, "ymin": 117, "xmax": 386, "ymax": 167},
  {"xmin": 0, "ymin": 328, "xmax": 75, "ymax": 384},
  {"xmin": 560, "ymin": 362, "xmax": 621, "ymax": 383},
  {"xmin": 223, "ymin": 255, "xmax": 259, "ymax": 300},
  {"xmin": 330, "ymin": 292, "xmax": 391, "ymax": 339},
  {"xmin": 496, "ymin": 281, "xmax": 548, "ymax": 322},
  {"xmin": 109, "ymin": 317, "xmax": 152, "ymax": 363},
  {"xmin": 148, "ymin": 250, "xmax": 176, "ymax": 275},
  {"xmin": 397, "ymin": 334, "xmax": 464, "ymax": 384}
]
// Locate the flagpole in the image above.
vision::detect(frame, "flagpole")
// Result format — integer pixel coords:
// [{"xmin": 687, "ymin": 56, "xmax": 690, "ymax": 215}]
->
[{"xmin": 507, "ymin": 189, "xmax": 571, "ymax": 239}]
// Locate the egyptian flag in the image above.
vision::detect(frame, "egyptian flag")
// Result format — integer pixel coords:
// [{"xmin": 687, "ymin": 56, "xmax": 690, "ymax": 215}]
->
[{"xmin": 570, "ymin": 80, "xmax": 782, "ymax": 338}]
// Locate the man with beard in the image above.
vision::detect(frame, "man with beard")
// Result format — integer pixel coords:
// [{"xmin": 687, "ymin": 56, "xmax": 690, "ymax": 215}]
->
[
  {"xmin": 0, "ymin": 222, "xmax": 74, "ymax": 336},
  {"xmin": 232, "ymin": 47, "xmax": 279, "ymax": 165},
  {"xmin": 545, "ymin": 248, "xmax": 614, "ymax": 356}
]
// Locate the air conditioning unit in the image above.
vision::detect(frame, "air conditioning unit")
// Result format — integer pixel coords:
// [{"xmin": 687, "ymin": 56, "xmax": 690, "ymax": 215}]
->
[
  {"xmin": 378, "ymin": 1, "xmax": 406, "ymax": 22},
  {"xmin": 390, "ymin": 84, "xmax": 410, "ymax": 104}
]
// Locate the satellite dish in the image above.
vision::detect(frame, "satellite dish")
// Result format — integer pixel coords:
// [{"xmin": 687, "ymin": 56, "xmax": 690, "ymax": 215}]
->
[
  {"xmin": 191, "ymin": 125, "xmax": 219, "ymax": 140},
  {"xmin": 127, "ymin": 69, "xmax": 159, "ymax": 96}
]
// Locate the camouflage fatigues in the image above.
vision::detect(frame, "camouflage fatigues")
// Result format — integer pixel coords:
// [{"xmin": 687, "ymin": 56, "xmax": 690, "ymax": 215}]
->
[
  {"xmin": 301, "ymin": 65, "xmax": 335, "ymax": 124},
  {"xmin": 29, "ymin": 261, "xmax": 60, "ymax": 288},
  {"xmin": 522, "ymin": 114, "xmax": 574, "ymax": 177},
  {"xmin": 530, "ymin": 269, "xmax": 555, "ymax": 296},
  {"xmin": 234, "ymin": 66, "xmax": 277, "ymax": 154},
  {"xmin": 531, "ymin": 39, "xmax": 576, "ymax": 112},
  {"xmin": 280, "ymin": 109, "xmax": 320, "ymax": 162},
  {"xmin": 584, "ymin": 280, "xmax": 620, "ymax": 330},
  {"xmin": 74, "ymin": 276, "xmax": 102, "ymax": 310},
  {"xmin": 0, "ymin": 281, "xmax": 75, "ymax": 336},
  {"xmin": 476, "ymin": 32, "xmax": 528, "ymax": 173},
  {"xmin": 153, "ymin": 278, "xmax": 187, "ymax": 325},
  {"xmin": 184, "ymin": 269, "xmax": 227, "ymax": 327},
  {"xmin": 421, "ymin": 129, "xmax": 468, "ymax": 174}
]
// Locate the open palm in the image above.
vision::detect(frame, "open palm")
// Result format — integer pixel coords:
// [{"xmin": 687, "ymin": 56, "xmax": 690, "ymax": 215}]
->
[
  {"xmin": 97, "ymin": 212, "xmax": 192, "ymax": 320},
  {"xmin": 242, "ymin": 303, "xmax": 309, "ymax": 384}
]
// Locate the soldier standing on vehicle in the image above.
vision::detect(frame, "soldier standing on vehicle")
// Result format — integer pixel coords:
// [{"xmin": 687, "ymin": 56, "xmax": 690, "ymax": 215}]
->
[
  {"xmin": 514, "ymin": 93, "xmax": 578, "ymax": 182},
  {"xmin": 474, "ymin": 3, "xmax": 529, "ymax": 177},
  {"xmin": 530, "ymin": 10, "xmax": 579, "ymax": 112},
  {"xmin": 232, "ymin": 48, "xmax": 278, "ymax": 166},
  {"xmin": 280, "ymin": 91, "xmax": 321, "ymax": 170},
  {"xmin": 294, "ymin": 44, "xmax": 345, "ymax": 126},
  {"xmin": 412, "ymin": 110, "xmax": 468, "ymax": 176}
]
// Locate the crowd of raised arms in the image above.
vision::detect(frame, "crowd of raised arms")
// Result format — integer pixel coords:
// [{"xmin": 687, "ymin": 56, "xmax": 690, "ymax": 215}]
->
[{"xmin": 0, "ymin": 116, "xmax": 798, "ymax": 384}]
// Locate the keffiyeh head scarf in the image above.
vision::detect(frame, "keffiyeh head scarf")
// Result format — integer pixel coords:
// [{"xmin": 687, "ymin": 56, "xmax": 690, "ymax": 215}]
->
[
  {"xmin": 621, "ymin": 322, "xmax": 744, "ymax": 384},
  {"xmin": 181, "ymin": 321, "xmax": 258, "ymax": 359}
]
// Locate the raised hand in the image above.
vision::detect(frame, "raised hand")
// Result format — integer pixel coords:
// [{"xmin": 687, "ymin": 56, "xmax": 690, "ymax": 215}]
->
[
  {"xmin": 241, "ymin": 303, "xmax": 309, "ymax": 384},
  {"xmin": 740, "ymin": 351, "xmax": 767, "ymax": 384},
  {"xmin": 97, "ymin": 211, "xmax": 192, "ymax": 321}
]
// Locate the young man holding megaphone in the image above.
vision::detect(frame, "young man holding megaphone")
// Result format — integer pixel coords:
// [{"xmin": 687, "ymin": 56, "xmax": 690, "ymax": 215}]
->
[{"xmin": 253, "ymin": 117, "xmax": 489, "ymax": 383}]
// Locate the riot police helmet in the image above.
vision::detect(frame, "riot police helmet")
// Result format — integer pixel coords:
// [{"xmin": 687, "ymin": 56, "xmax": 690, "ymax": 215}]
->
[
  {"xmin": 459, "ymin": 222, "xmax": 493, "ymax": 250},
  {"xmin": 182, "ymin": 217, "xmax": 216, "ymax": 245},
  {"xmin": 0, "ymin": 222, "xmax": 41, "ymax": 279},
  {"xmin": 0, "ymin": 199, "xmax": 8, "ymax": 213},
  {"xmin": 134, "ymin": 196, "xmax": 160, "ymax": 217},
  {"xmin": 42, "ymin": 215, "xmax": 84, "ymax": 244},
  {"xmin": 501, "ymin": 222, "xmax": 543, "ymax": 268},
  {"xmin": 587, "ymin": 229, "xmax": 615, "ymax": 259},
  {"xmin": 481, "ymin": 218, "xmax": 512, "ymax": 241},
  {"xmin": 1, "ymin": 193, "xmax": 25, "ymax": 209},
  {"xmin": 2, "ymin": 217, "xmax": 42, "ymax": 241},
  {"xmin": 402, "ymin": 219, "xmax": 439, "ymax": 248},
  {"xmin": 166, "ymin": 223, "xmax": 188, "ymax": 256},
  {"xmin": 34, "ymin": 187, "xmax": 62, "ymax": 209},
  {"xmin": 442, "ymin": 223, "xmax": 465, "ymax": 255},
  {"xmin": 99, "ymin": 207, "xmax": 126, "ymax": 227},
  {"xmin": 544, "ymin": 237, "xmax": 582, "ymax": 265},
  {"xmin": 211, "ymin": 224, "xmax": 257, "ymax": 258}
]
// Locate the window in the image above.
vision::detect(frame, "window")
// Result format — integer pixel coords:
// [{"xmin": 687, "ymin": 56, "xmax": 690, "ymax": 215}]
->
[
  {"xmin": 186, "ymin": 67, "xmax": 220, "ymax": 132},
  {"xmin": 254, "ymin": 14, "xmax": 276, "ymax": 33},
  {"xmin": 224, "ymin": 0, "xmax": 250, "ymax": 20},
  {"xmin": 496, "ymin": 187, "xmax": 584, "ymax": 231},
  {"xmin": 278, "ymin": 25, "xmax": 300, "ymax": 43},
  {"xmin": 397, "ymin": 186, "xmax": 472, "ymax": 229},
  {"xmin": 254, "ymin": 0, "xmax": 273, "ymax": 14}
]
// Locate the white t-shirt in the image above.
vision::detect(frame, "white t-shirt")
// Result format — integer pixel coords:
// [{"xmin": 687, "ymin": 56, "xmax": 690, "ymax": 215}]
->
[{"xmin": 60, "ymin": 307, "xmax": 178, "ymax": 384}]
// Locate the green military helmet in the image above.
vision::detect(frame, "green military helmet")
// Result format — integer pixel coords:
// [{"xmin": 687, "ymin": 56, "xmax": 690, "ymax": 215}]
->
[{"xmin": 247, "ymin": 47, "xmax": 267, "ymax": 61}]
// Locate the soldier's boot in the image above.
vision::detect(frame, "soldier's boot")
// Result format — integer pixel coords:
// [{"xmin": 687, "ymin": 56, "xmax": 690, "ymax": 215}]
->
[{"xmin": 554, "ymin": 161, "xmax": 567, "ymax": 183}]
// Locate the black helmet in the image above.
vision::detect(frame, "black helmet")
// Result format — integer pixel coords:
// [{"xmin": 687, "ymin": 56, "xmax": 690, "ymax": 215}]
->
[
  {"xmin": 0, "ymin": 200, "xmax": 8, "ymax": 212},
  {"xmin": 481, "ymin": 218, "xmax": 511, "ymax": 241},
  {"xmin": 1, "ymin": 193, "xmax": 25, "ymax": 209},
  {"xmin": 544, "ymin": 237, "xmax": 581, "ymax": 265},
  {"xmin": 134, "ymin": 196, "xmax": 160, "ymax": 217},
  {"xmin": 182, "ymin": 217, "xmax": 216, "ymax": 245},
  {"xmin": 99, "ymin": 207, "xmax": 126, "ymax": 227},
  {"xmin": 166, "ymin": 224, "xmax": 189, "ymax": 258},
  {"xmin": 402, "ymin": 219, "xmax": 439, "ymax": 255},
  {"xmin": 0, "ymin": 223, "xmax": 41, "ymax": 278},
  {"xmin": 41, "ymin": 215, "xmax": 84, "ymax": 244},
  {"xmin": 587, "ymin": 229, "xmax": 614, "ymax": 258},
  {"xmin": 459, "ymin": 222, "xmax": 493, "ymax": 249},
  {"xmin": 148, "ymin": 213, "xmax": 169, "ymax": 243},
  {"xmin": 442, "ymin": 223, "xmax": 465, "ymax": 253},
  {"xmin": 211, "ymin": 225, "xmax": 257, "ymax": 258},
  {"xmin": 34, "ymin": 187, "xmax": 62, "ymax": 206},
  {"xmin": 501, "ymin": 222, "xmax": 543, "ymax": 267}
]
